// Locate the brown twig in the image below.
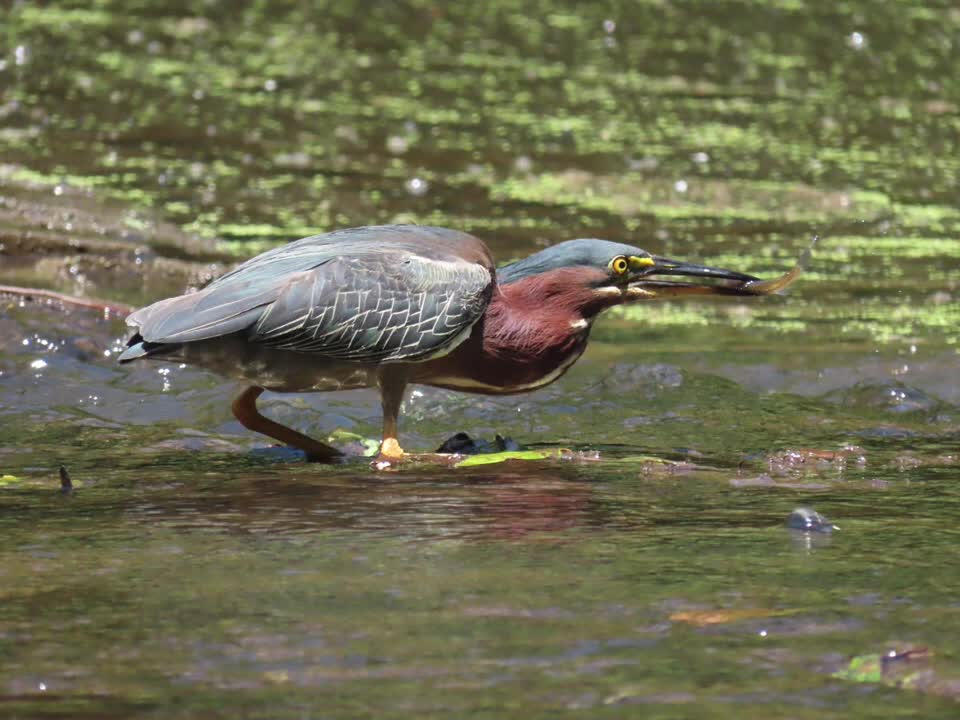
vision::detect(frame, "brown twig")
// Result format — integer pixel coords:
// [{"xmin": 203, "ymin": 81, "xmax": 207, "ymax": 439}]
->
[{"xmin": 0, "ymin": 284, "xmax": 134, "ymax": 317}]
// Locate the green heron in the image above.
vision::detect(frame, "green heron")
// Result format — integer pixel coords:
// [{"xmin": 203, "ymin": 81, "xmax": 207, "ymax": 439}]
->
[{"xmin": 119, "ymin": 224, "xmax": 794, "ymax": 461}]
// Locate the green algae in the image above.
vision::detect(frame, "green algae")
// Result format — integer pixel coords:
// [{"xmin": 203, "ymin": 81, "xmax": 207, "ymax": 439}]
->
[
  {"xmin": 4, "ymin": 6, "xmax": 960, "ymax": 714},
  {"xmin": 454, "ymin": 450, "xmax": 556, "ymax": 467}
]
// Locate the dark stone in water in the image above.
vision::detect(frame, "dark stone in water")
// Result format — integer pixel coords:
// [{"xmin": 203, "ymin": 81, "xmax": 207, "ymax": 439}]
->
[
  {"xmin": 825, "ymin": 379, "xmax": 942, "ymax": 415},
  {"xmin": 58, "ymin": 464, "xmax": 72, "ymax": 494},
  {"xmin": 436, "ymin": 432, "xmax": 519, "ymax": 454}
]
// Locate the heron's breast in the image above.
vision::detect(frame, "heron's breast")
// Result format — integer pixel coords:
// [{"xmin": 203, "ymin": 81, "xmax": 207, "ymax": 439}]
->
[{"xmin": 415, "ymin": 319, "xmax": 591, "ymax": 395}]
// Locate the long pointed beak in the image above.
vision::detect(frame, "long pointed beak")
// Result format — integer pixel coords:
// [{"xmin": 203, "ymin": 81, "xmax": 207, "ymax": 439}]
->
[
  {"xmin": 623, "ymin": 240, "xmax": 814, "ymax": 300},
  {"xmin": 646, "ymin": 256, "xmax": 761, "ymax": 283}
]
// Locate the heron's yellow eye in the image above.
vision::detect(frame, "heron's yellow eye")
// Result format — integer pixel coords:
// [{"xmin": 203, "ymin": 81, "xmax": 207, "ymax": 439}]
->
[{"xmin": 610, "ymin": 256, "xmax": 629, "ymax": 275}]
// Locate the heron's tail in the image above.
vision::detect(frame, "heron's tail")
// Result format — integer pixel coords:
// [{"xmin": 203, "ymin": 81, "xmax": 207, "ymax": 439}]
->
[{"xmin": 117, "ymin": 334, "xmax": 179, "ymax": 363}]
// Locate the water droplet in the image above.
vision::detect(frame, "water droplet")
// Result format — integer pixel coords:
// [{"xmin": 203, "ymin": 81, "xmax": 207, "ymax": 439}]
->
[
  {"xmin": 405, "ymin": 177, "xmax": 429, "ymax": 196},
  {"xmin": 53, "ymin": 185, "xmax": 64, "ymax": 196},
  {"xmin": 38, "ymin": 682, "xmax": 47, "ymax": 692},
  {"xmin": 674, "ymin": 179, "xmax": 688, "ymax": 193},
  {"xmin": 603, "ymin": 19, "xmax": 616, "ymax": 33},
  {"xmin": 847, "ymin": 31, "xmax": 866, "ymax": 50},
  {"xmin": 386, "ymin": 136, "xmax": 409, "ymax": 154},
  {"xmin": 264, "ymin": 78, "xmax": 277, "ymax": 92}
]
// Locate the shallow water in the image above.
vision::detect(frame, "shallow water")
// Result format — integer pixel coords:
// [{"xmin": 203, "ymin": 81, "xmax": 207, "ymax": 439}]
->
[{"xmin": 2, "ymin": 2, "xmax": 960, "ymax": 717}]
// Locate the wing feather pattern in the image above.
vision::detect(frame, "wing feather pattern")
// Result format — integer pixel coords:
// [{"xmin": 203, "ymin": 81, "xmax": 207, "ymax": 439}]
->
[
  {"xmin": 124, "ymin": 225, "xmax": 494, "ymax": 363},
  {"xmin": 253, "ymin": 256, "xmax": 491, "ymax": 361}
]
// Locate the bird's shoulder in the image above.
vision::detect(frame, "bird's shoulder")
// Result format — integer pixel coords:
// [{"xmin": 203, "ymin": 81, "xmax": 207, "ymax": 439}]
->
[{"xmin": 212, "ymin": 225, "xmax": 494, "ymax": 289}]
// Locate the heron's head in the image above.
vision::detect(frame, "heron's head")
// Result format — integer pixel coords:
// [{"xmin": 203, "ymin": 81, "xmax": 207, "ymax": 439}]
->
[{"xmin": 498, "ymin": 238, "xmax": 760, "ymax": 308}]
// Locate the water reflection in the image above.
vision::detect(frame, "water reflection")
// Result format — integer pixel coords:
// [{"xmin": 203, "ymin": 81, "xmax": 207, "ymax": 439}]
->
[{"xmin": 125, "ymin": 468, "xmax": 597, "ymax": 542}]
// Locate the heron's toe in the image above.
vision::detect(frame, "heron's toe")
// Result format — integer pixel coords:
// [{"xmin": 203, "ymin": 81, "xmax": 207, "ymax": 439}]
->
[{"xmin": 378, "ymin": 438, "xmax": 405, "ymax": 459}]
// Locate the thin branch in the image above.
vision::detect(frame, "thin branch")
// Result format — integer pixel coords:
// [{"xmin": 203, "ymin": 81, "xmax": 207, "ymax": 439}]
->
[{"xmin": 0, "ymin": 284, "xmax": 135, "ymax": 317}]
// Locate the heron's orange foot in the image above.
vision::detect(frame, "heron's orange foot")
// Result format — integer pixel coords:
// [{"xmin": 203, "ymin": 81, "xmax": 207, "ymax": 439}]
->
[{"xmin": 378, "ymin": 438, "xmax": 405, "ymax": 460}]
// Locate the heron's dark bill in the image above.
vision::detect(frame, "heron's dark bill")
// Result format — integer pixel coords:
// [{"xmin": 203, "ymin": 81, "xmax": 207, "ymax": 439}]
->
[
  {"xmin": 625, "ymin": 249, "xmax": 809, "ymax": 299},
  {"xmin": 648, "ymin": 256, "xmax": 761, "ymax": 283}
]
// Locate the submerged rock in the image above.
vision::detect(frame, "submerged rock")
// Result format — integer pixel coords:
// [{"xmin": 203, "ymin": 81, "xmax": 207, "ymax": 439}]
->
[
  {"xmin": 824, "ymin": 379, "xmax": 943, "ymax": 415},
  {"xmin": 765, "ymin": 446, "xmax": 866, "ymax": 476},
  {"xmin": 436, "ymin": 432, "xmax": 520, "ymax": 455},
  {"xmin": 786, "ymin": 507, "xmax": 837, "ymax": 534}
]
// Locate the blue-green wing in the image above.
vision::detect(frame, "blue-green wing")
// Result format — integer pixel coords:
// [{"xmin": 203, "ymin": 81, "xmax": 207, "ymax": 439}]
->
[
  {"xmin": 123, "ymin": 225, "xmax": 494, "ymax": 363},
  {"xmin": 250, "ymin": 255, "xmax": 491, "ymax": 360}
]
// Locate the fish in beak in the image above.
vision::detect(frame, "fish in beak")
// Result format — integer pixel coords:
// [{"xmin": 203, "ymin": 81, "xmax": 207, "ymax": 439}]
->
[{"xmin": 625, "ymin": 239, "xmax": 815, "ymax": 299}]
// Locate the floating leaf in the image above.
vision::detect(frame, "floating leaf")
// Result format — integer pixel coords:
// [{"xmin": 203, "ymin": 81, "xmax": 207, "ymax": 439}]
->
[
  {"xmin": 670, "ymin": 608, "xmax": 791, "ymax": 626},
  {"xmin": 833, "ymin": 647, "xmax": 932, "ymax": 687},
  {"xmin": 328, "ymin": 430, "xmax": 380, "ymax": 457},
  {"xmin": 833, "ymin": 654, "xmax": 885, "ymax": 684},
  {"xmin": 455, "ymin": 450, "xmax": 554, "ymax": 467}
]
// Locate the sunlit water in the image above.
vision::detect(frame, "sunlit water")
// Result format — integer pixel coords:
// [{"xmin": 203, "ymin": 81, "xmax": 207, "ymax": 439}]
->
[{"xmin": 2, "ymin": 2, "xmax": 959, "ymax": 717}]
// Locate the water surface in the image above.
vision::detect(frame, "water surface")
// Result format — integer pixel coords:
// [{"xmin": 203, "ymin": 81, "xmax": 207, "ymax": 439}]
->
[{"xmin": 2, "ymin": 1, "xmax": 959, "ymax": 717}]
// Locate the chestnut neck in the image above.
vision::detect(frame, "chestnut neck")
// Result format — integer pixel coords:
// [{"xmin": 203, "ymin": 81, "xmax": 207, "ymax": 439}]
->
[
  {"xmin": 415, "ymin": 267, "xmax": 619, "ymax": 394},
  {"xmin": 495, "ymin": 266, "xmax": 620, "ymax": 321}
]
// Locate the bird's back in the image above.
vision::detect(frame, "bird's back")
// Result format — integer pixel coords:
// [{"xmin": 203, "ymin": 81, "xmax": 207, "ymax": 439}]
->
[
  {"xmin": 119, "ymin": 225, "xmax": 495, "ymax": 367},
  {"xmin": 206, "ymin": 225, "xmax": 492, "ymax": 292}
]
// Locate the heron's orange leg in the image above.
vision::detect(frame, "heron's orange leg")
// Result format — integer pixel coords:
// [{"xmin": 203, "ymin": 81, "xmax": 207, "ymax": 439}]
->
[
  {"xmin": 378, "ymin": 374, "xmax": 408, "ymax": 459},
  {"xmin": 231, "ymin": 386, "xmax": 342, "ymax": 462}
]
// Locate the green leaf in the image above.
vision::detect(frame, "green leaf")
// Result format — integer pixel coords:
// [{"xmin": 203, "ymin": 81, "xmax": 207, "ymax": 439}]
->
[
  {"xmin": 833, "ymin": 654, "xmax": 883, "ymax": 683},
  {"xmin": 327, "ymin": 430, "xmax": 380, "ymax": 456},
  {"xmin": 455, "ymin": 450, "xmax": 554, "ymax": 467}
]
